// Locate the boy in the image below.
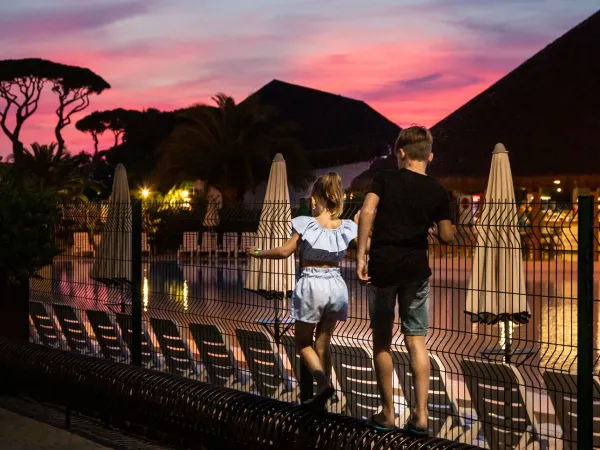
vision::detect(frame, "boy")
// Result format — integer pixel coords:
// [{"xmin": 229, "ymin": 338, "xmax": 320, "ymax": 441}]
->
[{"xmin": 356, "ymin": 126, "xmax": 454, "ymax": 437}]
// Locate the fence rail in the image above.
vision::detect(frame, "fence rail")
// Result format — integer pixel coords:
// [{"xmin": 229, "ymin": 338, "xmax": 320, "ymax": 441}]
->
[
  {"xmin": 0, "ymin": 338, "xmax": 480, "ymax": 449},
  {"xmin": 28, "ymin": 197, "xmax": 600, "ymax": 449}
]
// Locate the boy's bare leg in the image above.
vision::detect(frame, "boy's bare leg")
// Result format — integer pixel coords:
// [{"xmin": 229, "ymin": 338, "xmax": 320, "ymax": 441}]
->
[
  {"xmin": 404, "ymin": 335, "xmax": 429, "ymax": 429},
  {"xmin": 372, "ymin": 328, "xmax": 395, "ymax": 426},
  {"xmin": 295, "ymin": 321, "xmax": 330, "ymax": 392}
]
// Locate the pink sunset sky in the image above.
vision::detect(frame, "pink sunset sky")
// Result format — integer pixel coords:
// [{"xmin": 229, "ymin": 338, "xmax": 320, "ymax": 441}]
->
[{"xmin": 1, "ymin": 0, "xmax": 598, "ymax": 157}]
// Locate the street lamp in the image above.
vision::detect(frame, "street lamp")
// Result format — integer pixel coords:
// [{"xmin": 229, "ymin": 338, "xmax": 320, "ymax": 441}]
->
[{"xmin": 141, "ymin": 188, "xmax": 150, "ymax": 198}]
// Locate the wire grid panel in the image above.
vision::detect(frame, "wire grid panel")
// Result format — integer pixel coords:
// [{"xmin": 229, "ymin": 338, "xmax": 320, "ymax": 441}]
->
[{"xmin": 28, "ymin": 199, "xmax": 597, "ymax": 449}]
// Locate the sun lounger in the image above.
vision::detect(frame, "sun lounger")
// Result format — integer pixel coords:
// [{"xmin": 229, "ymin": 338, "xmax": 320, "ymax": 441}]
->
[
  {"xmin": 73, "ymin": 232, "xmax": 94, "ymax": 257},
  {"xmin": 222, "ymin": 232, "xmax": 238, "ymax": 259},
  {"xmin": 543, "ymin": 369, "xmax": 600, "ymax": 449},
  {"xmin": 29, "ymin": 301, "xmax": 62, "ymax": 349},
  {"xmin": 461, "ymin": 359, "xmax": 544, "ymax": 449},
  {"xmin": 331, "ymin": 343, "xmax": 379, "ymax": 419},
  {"xmin": 141, "ymin": 232, "xmax": 151, "ymax": 257},
  {"xmin": 178, "ymin": 232, "xmax": 199, "ymax": 260},
  {"xmin": 115, "ymin": 313, "xmax": 161, "ymax": 370},
  {"xmin": 149, "ymin": 318, "xmax": 202, "ymax": 378},
  {"xmin": 235, "ymin": 328, "xmax": 293, "ymax": 400},
  {"xmin": 86, "ymin": 310, "xmax": 128, "ymax": 362},
  {"xmin": 391, "ymin": 349, "xmax": 476, "ymax": 441},
  {"xmin": 51, "ymin": 304, "xmax": 96, "ymax": 356},
  {"xmin": 200, "ymin": 232, "xmax": 218, "ymax": 257},
  {"xmin": 189, "ymin": 323, "xmax": 248, "ymax": 388}
]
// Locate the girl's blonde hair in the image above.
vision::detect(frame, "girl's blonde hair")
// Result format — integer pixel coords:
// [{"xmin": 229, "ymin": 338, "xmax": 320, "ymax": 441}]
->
[{"xmin": 311, "ymin": 172, "xmax": 344, "ymax": 219}]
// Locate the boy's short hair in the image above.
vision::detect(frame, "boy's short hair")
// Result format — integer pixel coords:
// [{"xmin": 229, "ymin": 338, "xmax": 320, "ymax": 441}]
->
[{"xmin": 394, "ymin": 126, "xmax": 433, "ymax": 161}]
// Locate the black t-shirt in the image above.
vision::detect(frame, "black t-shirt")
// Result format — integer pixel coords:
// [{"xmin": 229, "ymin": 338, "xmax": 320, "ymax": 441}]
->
[{"xmin": 368, "ymin": 169, "xmax": 452, "ymax": 286}]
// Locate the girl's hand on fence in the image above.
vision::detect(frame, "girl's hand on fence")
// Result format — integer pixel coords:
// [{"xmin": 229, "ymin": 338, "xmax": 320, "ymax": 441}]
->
[{"xmin": 245, "ymin": 247, "xmax": 258, "ymax": 257}]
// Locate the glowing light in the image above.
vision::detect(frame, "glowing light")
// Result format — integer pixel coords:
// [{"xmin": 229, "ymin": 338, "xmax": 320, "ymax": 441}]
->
[
  {"xmin": 143, "ymin": 276, "xmax": 149, "ymax": 312},
  {"xmin": 141, "ymin": 188, "xmax": 150, "ymax": 198},
  {"xmin": 472, "ymin": 194, "xmax": 481, "ymax": 202},
  {"xmin": 183, "ymin": 280, "xmax": 189, "ymax": 312},
  {"xmin": 541, "ymin": 196, "xmax": 551, "ymax": 201},
  {"xmin": 553, "ymin": 180, "xmax": 561, "ymax": 185},
  {"xmin": 181, "ymin": 190, "xmax": 189, "ymax": 199},
  {"xmin": 557, "ymin": 188, "xmax": 562, "ymax": 193},
  {"xmin": 499, "ymin": 320, "xmax": 514, "ymax": 350}
]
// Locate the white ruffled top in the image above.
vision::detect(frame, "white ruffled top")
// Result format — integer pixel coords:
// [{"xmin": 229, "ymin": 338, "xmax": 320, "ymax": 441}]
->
[{"xmin": 291, "ymin": 216, "xmax": 358, "ymax": 263}]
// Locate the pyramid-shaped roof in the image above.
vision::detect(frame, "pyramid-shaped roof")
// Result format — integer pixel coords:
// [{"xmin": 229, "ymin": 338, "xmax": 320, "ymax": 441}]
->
[
  {"xmin": 244, "ymin": 80, "xmax": 400, "ymax": 168},
  {"xmin": 352, "ymin": 9, "xmax": 600, "ymax": 191}
]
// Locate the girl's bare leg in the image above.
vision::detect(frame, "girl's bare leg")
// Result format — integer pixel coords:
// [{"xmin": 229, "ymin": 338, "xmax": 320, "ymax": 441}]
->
[
  {"xmin": 314, "ymin": 317, "xmax": 337, "ymax": 393},
  {"xmin": 295, "ymin": 321, "xmax": 330, "ymax": 391}
]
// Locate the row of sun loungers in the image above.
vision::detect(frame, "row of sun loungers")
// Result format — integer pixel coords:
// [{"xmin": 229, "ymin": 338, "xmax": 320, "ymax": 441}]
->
[
  {"xmin": 68, "ymin": 232, "xmax": 258, "ymax": 259},
  {"xmin": 29, "ymin": 301, "xmax": 597, "ymax": 449}
]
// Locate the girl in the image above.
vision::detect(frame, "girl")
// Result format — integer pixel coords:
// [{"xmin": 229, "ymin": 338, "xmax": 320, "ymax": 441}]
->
[{"xmin": 246, "ymin": 173, "xmax": 357, "ymax": 410}]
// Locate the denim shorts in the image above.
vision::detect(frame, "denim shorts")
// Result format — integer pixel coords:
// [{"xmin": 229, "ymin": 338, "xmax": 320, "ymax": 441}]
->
[
  {"xmin": 291, "ymin": 267, "xmax": 348, "ymax": 323},
  {"xmin": 368, "ymin": 279, "xmax": 430, "ymax": 335}
]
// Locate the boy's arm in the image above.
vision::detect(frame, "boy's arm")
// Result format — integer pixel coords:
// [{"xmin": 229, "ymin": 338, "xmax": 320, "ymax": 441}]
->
[
  {"xmin": 436, "ymin": 220, "xmax": 455, "ymax": 243},
  {"xmin": 357, "ymin": 193, "xmax": 379, "ymax": 281},
  {"xmin": 433, "ymin": 188, "xmax": 455, "ymax": 244},
  {"xmin": 353, "ymin": 211, "xmax": 371, "ymax": 253},
  {"xmin": 246, "ymin": 234, "xmax": 300, "ymax": 259}
]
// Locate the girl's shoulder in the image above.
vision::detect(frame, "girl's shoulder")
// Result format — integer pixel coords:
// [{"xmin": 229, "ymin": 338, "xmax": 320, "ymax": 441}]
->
[
  {"xmin": 340, "ymin": 219, "xmax": 358, "ymax": 239},
  {"xmin": 291, "ymin": 216, "xmax": 315, "ymax": 235}
]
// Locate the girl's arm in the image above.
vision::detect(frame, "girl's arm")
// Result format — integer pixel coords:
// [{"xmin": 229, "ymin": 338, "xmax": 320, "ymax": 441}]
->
[{"xmin": 245, "ymin": 233, "xmax": 300, "ymax": 259}]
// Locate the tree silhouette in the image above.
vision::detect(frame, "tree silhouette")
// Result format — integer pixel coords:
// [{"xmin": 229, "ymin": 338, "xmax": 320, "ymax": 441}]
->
[
  {"xmin": 75, "ymin": 111, "xmax": 107, "ymax": 156},
  {"xmin": 0, "ymin": 59, "xmax": 47, "ymax": 160},
  {"xmin": 102, "ymin": 108, "xmax": 177, "ymax": 187},
  {"xmin": 156, "ymin": 93, "xmax": 313, "ymax": 201},
  {"xmin": 76, "ymin": 108, "xmax": 132, "ymax": 156},
  {"xmin": 0, "ymin": 58, "xmax": 110, "ymax": 161},
  {"xmin": 50, "ymin": 65, "xmax": 110, "ymax": 155}
]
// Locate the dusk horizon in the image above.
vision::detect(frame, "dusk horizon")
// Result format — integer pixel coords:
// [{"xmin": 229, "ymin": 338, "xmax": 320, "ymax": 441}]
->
[{"xmin": 1, "ymin": 0, "xmax": 598, "ymax": 157}]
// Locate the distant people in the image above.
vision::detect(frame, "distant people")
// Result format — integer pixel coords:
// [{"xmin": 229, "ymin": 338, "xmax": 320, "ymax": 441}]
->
[
  {"xmin": 356, "ymin": 126, "xmax": 454, "ymax": 436},
  {"xmin": 247, "ymin": 173, "xmax": 358, "ymax": 411}
]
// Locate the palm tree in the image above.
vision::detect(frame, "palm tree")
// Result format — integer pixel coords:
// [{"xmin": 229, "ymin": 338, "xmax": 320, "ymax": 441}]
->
[
  {"xmin": 11, "ymin": 143, "xmax": 100, "ymax": 202},
  {"xmin": 156, "ymin": 93, "xmax": 313, "ymax": 201}
]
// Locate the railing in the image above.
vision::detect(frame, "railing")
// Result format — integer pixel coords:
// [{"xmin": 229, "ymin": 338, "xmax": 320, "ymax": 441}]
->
[
  {"xmin": 27, "ymin": 197, "xmax": 599, "ymax": 449},
  {"xmin": 0, "ymin": 338, "xmax": 479, "ymax": 449}
]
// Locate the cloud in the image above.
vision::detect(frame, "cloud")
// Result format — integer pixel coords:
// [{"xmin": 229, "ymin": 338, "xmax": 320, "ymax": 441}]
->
[
  {"xmin": 0, "ymin": 1, "xmax": 156, "ymax": 42},
  {"xmin": 355, "ymin": 72, "xmax": 483, "ymax": 103},
  {"xmin": 1, "ymin": 0, "xmax": 599, "ymax": 156}
]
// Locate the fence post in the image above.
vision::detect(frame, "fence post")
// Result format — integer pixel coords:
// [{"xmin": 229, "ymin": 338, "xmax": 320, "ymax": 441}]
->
[
  {"xmin": 131, "ymin": 199, "xmax": 142, "ymax": 366},
  {"xmin": 577, "ymin": 195, "xmax": 594, "ymax": 449}
]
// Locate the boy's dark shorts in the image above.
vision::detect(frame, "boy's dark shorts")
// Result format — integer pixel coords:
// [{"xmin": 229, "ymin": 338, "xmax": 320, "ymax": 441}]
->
[{"xmin": 368, "ymin": 279, "xmax": 430, "ymax": 336}]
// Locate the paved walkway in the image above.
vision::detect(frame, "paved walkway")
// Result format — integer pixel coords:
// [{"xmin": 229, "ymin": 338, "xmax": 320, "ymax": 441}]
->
[
  {"xmin": 0, "ymin": 408, "xmax": 108, "ymax": 450},
  {"xmin": 0, "ymin": 396, "xmax": 168, "ymax": 449}
]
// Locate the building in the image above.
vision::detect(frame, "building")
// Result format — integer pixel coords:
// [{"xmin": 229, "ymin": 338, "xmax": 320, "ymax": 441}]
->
[
  {"xmin": 351, "ymin": 9, "xmax": 600, "ymax": 204},
  {"xmin": 243, "ymin": 80, "xmax": 400, "ymax": 202}
]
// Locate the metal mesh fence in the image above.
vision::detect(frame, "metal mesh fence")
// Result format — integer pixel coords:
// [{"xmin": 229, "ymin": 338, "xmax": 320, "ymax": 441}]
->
[{"xmin": 28, "ymin": 197, "xmax": 598, "ymax": 449}]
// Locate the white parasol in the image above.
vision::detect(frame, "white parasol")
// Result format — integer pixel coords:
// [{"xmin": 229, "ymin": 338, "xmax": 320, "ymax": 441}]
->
[{"xmin": 465, "ymin": 143, "xmax": 530, "ymax": 362}]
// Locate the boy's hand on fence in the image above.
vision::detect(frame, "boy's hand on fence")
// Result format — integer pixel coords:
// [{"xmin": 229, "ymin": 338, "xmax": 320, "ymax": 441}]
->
[
  {"xmin": 245, "ymin": 247, "xmax": 257, "ymax": 257},
  {"xmin": 356, "ymin": 258, "xmax": 370, "ymax": 284}
]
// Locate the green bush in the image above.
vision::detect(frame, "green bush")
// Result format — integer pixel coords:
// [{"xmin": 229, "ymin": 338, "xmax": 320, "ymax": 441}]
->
[{"xmin": 0, "ymin": 168, "xmax": 60, "ymax": 285}]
